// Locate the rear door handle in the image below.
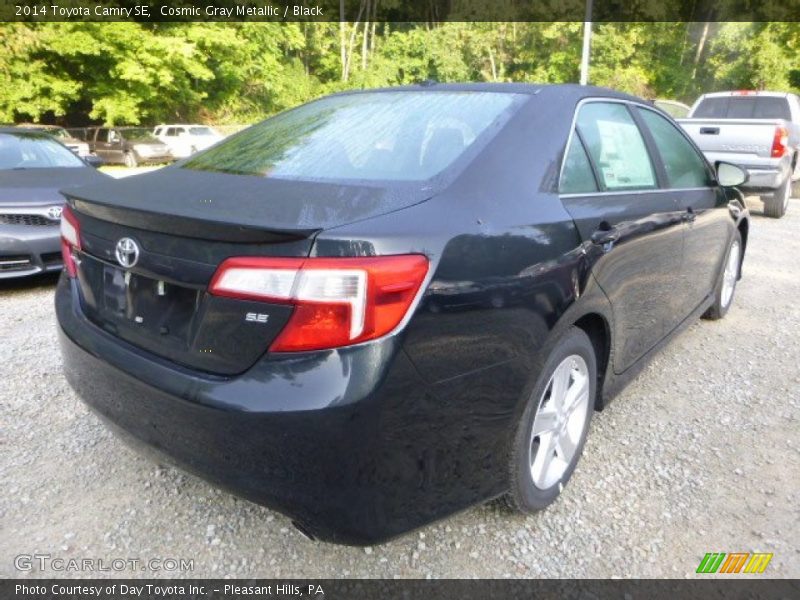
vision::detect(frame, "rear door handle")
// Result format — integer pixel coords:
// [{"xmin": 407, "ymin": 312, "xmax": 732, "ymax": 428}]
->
[{"xmin": 591, "ymin": 227, "xmax": 620, "ymax": 245}]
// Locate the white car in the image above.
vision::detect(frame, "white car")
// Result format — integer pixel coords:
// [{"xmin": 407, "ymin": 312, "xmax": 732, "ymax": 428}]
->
[{"xmin": 153, "ymin": 124, "xmax": 223, "ymax": 158}]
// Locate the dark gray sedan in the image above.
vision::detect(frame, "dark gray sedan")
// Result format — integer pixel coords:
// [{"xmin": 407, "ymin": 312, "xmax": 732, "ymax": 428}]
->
[{"xmin": 0, "ymin": 128, "xmax": 107, "ymax": 279}]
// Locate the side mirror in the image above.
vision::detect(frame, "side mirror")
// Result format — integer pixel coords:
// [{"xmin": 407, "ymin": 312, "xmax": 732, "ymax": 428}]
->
[
  {"xmin": 84, "ymin": 155, "xmax": 104, "ymax": 169},
  {"xmin": 716, "ymin": 161, "xmax": 748, "ymax": 187}
]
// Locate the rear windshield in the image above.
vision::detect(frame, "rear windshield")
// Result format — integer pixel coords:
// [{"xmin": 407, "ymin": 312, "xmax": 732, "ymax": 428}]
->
[
  {"xmin": 0, "ymin": 133, "xmax": 85, "ymax": 169},
  {"xmin": 693, "ymin": 96, "xmax": 791, "ymax": 120},
  {"xmin": 182, "ymin": 91, "xmax": 523, "ymax": 181}
]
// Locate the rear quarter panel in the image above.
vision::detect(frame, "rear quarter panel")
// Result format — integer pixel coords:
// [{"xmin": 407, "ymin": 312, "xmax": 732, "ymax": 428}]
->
[{"xmin": 311, "ymin": 92, "xmax": 616, "ymax": 519}]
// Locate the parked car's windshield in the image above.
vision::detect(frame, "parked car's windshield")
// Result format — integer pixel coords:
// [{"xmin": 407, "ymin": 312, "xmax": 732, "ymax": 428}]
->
[
  {"xmin": 124, "ymin": 128, "xmax": 160, "ymax": 143},
  {"xmin": 693, "ymin": 96, "xmax": 791, "ymax": 120},
  {"xmin": 182, "ymin": 91, "xmax": 523, "ymax": 181},
  {"xmin": 188, "ymin": 126, "xmax": 216, "ymax": 136},
  {"xmin": 0, "ymin": 133, "xmax": 85, "ymax": 169}
]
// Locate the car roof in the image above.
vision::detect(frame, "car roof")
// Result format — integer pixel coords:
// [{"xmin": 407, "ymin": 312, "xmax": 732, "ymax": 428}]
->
[
  {"xmin": 0, "ymin": 126, "xmax": 54, "ymax": 135},
  {"xmin": 699, "ymin": 90, "xmax": 791, "ymax": 99},
  {"xmin": 329, "ymin": 82, "xmax": 646, "ymax": 103}
]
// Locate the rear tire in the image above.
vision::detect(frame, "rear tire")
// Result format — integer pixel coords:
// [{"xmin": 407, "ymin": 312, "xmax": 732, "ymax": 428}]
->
[
  {"xmin": 764, "ymin": 177, "xmax": 789, "ymax": 218},
  {"xmin": 123, "ymin": 151, "xmax": 138, "ymax": 168},
  {"xmin": 506, "ymin": 327, "xmax": 596, "ymax": 513},
  {"xmin": 703, "ymin": 230, "xmax": 742, "ymax": 321}
]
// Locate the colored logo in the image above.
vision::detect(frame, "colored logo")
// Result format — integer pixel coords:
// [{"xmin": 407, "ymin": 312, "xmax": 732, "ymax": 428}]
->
[{"xmin": 696, "ymin": 552, "xmax": 773, "ymax": 574}]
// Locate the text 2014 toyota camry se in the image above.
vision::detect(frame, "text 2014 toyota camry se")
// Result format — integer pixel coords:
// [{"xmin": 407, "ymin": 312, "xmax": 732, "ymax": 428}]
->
[{"xmin": 56, "ymin": 84, "xmax": 750, "ymax": 544}]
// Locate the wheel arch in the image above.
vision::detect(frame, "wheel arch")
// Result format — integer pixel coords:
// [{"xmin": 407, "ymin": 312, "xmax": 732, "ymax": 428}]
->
[
  {"xmin": 572, "ymin": 312, "xmax": 612, "ymax": 411},
  {"xmin": 736, "ymin": 218, "xmax": 749, "ymax": 276}
]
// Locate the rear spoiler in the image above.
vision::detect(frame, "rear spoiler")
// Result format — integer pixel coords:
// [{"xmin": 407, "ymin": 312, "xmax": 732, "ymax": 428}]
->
[{"xmin": 64, "ymin": 195, "xmax": 318, "ymax": 244}]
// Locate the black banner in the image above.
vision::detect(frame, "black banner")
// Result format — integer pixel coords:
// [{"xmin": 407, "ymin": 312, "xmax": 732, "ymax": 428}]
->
[
  {"xmin": 4, "ymin": 579, "xmax": 800, "ymax": 600},
  {"xmin": 4, "ymin": 0, "xmax": 800, "ymax": 22}
]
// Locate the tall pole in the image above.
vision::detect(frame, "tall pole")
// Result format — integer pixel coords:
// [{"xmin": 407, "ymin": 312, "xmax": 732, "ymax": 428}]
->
[{"xmin": 580, "ymin": 0, "xmax": 593, "ymax": 85}]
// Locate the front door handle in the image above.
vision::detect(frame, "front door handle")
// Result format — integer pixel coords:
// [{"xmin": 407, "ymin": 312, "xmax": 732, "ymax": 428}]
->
[
  {"xmin": 683, "ymin": 207, "xmax": 697, "ymax": 223},
  {"xmin": 591, "ymin": 227, "xmax": 620, "ymax": 245}
]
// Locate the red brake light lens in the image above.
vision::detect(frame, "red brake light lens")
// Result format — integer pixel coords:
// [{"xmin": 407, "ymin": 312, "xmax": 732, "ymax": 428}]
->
[
  {"xmin": 209, "ymin": 254, "xmax": 430, "ymax": 352},
  {"xmin": 771, "ymin": 126, "xmax": 788, "ymax": 158},
  {"xmin": 60, "ymin": 205, "xmax": 81, "ymax": 277}
]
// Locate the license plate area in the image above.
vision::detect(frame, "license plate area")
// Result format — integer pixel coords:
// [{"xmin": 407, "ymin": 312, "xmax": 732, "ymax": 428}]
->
[
  {"xmin": 99, "ymin": 263, "xmax": 198, "ymax": 342},
  {"xmin": 78, "ymin": 254, "xmax": 200, "ymax": 352},
  {"xmin": 75, "ymin": 252, "xmax": 294, "ymax": 375}
]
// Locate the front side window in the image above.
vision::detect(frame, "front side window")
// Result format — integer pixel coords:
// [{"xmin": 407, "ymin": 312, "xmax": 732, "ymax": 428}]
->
[
  {"xmin": 576, "ymin": 103, "xmax": 656, "ymax": 191},
  {"xmin": 638, "ymin": 108, "xmax": 711, "ymax": 188},
  {"xmin": 183, "ymin": 91, "xmax": 524, "ymax": 182},
  {"xmin": 560, "ymin": 135, "xmax": 598, "ymax": 194},
  {"xmin": 0, "ymin": 133, "xmax": 85, "ymax": 169}
]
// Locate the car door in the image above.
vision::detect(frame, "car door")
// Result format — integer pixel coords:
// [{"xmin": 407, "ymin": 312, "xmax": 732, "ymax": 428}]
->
[
  {"xmin": 635, "ymin": 106, "xmax": 731, "ymax": 319},
  {"xmin": 94, "ymin": 128, "xmax": 122, "ymax": 164},
  {"xmin": 559, "ymin": 100, "xmax": 686, "ymax": 373},
  {"xmin": 92, "ymin": 128, "xmax": 111, "ymax": 162}
]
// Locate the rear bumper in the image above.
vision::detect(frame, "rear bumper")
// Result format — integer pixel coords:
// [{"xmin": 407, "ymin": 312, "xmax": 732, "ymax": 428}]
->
[
  {"xmin": 0, "ymin": 225, "xmax": 62, "ymax": 279},
  {"xmin": 740, "ymin": 167, "xmax": 786, "ymax": 192},
  {"xmin": 701, "ymin": 151, "xmax": 792, "ymax": 192},
  {"xmin": 55, "ymin": 275, "xmax": 509, "ymax": 544}
]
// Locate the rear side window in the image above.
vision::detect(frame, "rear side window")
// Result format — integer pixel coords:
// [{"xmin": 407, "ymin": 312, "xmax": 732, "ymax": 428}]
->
[
  {"xmin": 693, "ymin": 96, "xmax": 791, "ymax": 120},
  {"xmin": 576, "ymin": 102, "xmax": 656, "ymax": 191},
  {"xmin": 560, "ymin": 135, "xmax": 597, "ymax": 194},
  {"xmin": 638, "ymin": 108, "xmax": 711, "ymax": 188},
  {"xmin": 183, "ymin": 91, "xmax": 524, "ymax": 182}
]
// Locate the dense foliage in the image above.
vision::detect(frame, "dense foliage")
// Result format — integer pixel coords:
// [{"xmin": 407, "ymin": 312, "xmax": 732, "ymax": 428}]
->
[{"xmin": 1, "ymin": 22, "xmax": 799, "ymax": 125}]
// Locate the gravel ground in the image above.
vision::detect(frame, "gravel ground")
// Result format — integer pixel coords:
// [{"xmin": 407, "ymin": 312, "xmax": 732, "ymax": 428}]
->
[{"xmin": 1, "ymin": 196, "xmax": 798, "ymax": 579}]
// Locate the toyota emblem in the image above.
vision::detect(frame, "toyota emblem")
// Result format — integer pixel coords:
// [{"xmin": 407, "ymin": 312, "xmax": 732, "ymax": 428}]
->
[
  {"xmin": 46, "ymin": 206, "xmax": 63, "ymax": 221},
  {"xmin": 115, "ymin": 237, "xmax": 140, "ymax": 269}
]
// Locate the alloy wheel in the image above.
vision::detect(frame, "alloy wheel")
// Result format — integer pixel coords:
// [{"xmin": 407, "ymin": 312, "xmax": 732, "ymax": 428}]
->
[
  {"xmin": 529, "ymin": 354, "xmax": 591, "ymax": 490},
  {"xmin": 721, "ymin": 240, "xmax": 740, "ymax": 309}
]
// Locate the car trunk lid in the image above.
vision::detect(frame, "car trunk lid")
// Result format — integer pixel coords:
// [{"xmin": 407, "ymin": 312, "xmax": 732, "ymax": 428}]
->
[{"xmin": 64, "ymin": 168, "xmax": 430, "ymax": 376}]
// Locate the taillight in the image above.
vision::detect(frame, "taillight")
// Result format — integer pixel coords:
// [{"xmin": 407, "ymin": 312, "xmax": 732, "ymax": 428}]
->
[
  {"xmin": 771, "ymin": 126, "xmax": 788, "ymax": 158},
  {"xmin": 209, "ymin": 254, "xmax": 430, "ymax": 352},
  {"xmin": 60, "ymin": 205, "xmax": 81, "ymax": 277}
]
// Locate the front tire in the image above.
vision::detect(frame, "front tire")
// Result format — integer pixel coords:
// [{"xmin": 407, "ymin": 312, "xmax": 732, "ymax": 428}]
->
[
  {"xmin": 703, "ymin": 230, "xmax": 742, "ymax": 321},
  {"xmin": 764, "ymin": 177, "xmax": 790, "ymax": 218},
  {"xmin": 506, "ymin": 327, "xmax": 596, "ymax": 513}
]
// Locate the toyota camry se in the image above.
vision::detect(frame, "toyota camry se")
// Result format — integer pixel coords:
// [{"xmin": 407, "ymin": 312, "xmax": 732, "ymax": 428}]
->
[{"xmin": 56, "ymin": 84, "xmax": 750, "ymax": 544}]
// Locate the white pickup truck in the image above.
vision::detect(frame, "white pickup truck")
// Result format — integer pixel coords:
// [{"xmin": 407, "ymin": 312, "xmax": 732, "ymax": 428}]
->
[
  {"xmin": 678, "ymin": 91, "xmax": 800, "ymax": 218},
  {"xmin": 153, "ymin": 124, "xmax": 223, "ymax": 159}
]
